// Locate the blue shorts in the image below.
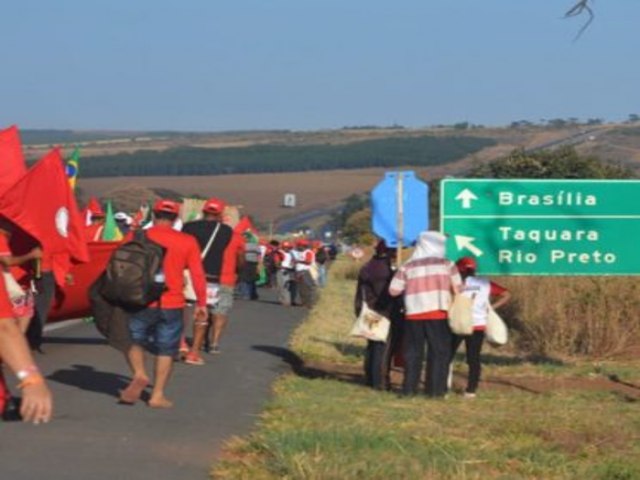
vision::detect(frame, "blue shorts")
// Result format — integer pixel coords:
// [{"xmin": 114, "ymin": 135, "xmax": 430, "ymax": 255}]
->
[{"xmin": 128, "ymin": 308, "xmax": 183, "ymax": 356}]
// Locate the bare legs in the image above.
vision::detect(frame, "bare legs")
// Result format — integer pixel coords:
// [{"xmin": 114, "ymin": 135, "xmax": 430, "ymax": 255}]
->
[
  {"xmin": 120, "ymin": 345, "xmax": 150, "ymax": 404},
  {"xmin": 211, "ymin": 313, "xmax": 228, "ymax": 348},
  {"xmin": 121, "ymin": 345, "xmax": 174, "ymax": 408},
  {"xmin": 148, "ymin": 355, "xmax": 174, "ymax": 408}
]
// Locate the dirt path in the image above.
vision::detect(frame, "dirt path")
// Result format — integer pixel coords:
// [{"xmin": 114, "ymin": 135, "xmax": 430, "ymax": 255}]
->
[{"xmin": 299, "ymin": 360, "xmax": 640, "ymax": 401}]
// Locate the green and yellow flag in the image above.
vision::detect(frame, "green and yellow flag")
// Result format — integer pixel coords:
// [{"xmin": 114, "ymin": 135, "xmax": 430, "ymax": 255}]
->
[
  {"xmin": 102, "ymin": 200, "xmax": 123, "ymax": 241},
  {"xmin": 66, "ymin": 146, "xmax": 80, "ymax": 190}
]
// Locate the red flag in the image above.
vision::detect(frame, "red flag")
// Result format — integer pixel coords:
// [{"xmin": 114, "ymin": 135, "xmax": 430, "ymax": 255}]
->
[
  {"xmin": 0, "ymin": 148, "xmax": 89, "ymax": 285},
  {"xmin": 234, "ymin": 216, "xmax": 258, "ymax": 235},
  {"xmin": 0, "ymin": 125, "xmax": 27, "ymax": 195},
  {"xmin": 86, "ymin": 196, "xmax": 104, "ymax": 217}
]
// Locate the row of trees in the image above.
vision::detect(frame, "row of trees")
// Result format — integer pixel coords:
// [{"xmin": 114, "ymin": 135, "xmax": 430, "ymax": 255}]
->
[{"xmin": 79, "ymin": 135, "xmax": 496, "ymax": 177}]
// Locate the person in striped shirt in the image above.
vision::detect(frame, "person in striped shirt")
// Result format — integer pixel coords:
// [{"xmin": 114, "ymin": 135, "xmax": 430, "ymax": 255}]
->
[{"xmin": 389, "ymin": 231, "xmax": 462, "ymax": 398}]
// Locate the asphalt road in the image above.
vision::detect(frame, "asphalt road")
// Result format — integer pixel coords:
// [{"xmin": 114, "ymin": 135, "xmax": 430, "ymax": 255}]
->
[
  {"xmin": 276, "ymin": 205, "xmax": 341, "ymax": 235},
  {"xmin": 0, "ymin": 290, "xmax": 305, "ymax": 480}
]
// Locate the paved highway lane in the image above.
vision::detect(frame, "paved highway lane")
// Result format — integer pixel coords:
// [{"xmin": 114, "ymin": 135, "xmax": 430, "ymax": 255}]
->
[
  {"xmin": 276, "ymin": 206, "xmax": 341, "ymax": 235},
  {"xmin": 0, "ymin": 291, "xmax": 305, "ymax": 480}
]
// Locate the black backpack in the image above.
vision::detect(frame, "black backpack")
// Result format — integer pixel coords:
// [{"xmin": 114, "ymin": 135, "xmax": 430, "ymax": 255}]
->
[{"xmin": 100, "ymin": 231, "xmax": 166, "ymax": 309}]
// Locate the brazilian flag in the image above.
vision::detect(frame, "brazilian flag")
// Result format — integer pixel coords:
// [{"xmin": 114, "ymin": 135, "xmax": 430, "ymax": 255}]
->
[{"xmin": 66, "ymin": 146, "xmax": 80, "ymax": 190}]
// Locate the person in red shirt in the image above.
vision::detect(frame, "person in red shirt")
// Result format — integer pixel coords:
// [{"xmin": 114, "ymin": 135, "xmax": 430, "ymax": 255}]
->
[
  {"xmin": 0, "ymin": 272, "xmax": 52, "ymax": 424},
  {"xmin": 119, "ymin": 200, "xmax": 207, "ymax": 408}
]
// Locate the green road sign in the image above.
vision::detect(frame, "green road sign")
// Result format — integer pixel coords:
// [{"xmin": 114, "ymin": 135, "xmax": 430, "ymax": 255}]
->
[{"xmin": 440, "ymin": 179, "xmax": 640, "ymax": 275}]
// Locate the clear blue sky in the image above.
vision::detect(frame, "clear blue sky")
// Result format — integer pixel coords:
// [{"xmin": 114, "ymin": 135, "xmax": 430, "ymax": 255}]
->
[{"xmin": 1, "ymin": 1, "xmax": 638, "ymax": 131}]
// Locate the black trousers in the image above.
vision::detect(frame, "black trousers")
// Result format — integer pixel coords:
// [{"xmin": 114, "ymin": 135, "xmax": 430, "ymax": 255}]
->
[
  {"xmin": 26, "ymin": 272, "xmax": 56, "ymax": 350},
  {"xmin": 364, "ymin": 317, "xmax": 403, "ymax": 390},
  {"xmin": 452, "ymin": 331, "xmax": 485, "ymax": 394},
  {"xmin": 402, "ymin": 319, "xmax": 452, "ymax": 397},
  {"xmin": 364, "ymin": 341, "xmax": 388, "ymax": 390}
]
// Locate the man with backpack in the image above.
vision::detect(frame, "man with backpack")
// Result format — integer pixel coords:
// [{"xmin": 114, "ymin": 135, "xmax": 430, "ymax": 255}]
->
[{"xmin": 117, "ymin": 199, "xmax": 207, "ymax": 408}]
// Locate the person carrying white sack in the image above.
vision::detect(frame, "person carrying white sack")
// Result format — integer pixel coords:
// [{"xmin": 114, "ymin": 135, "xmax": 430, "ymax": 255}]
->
[{"xmin": 451, "ymin": 256, "xmax": 511, "ymax": 398}]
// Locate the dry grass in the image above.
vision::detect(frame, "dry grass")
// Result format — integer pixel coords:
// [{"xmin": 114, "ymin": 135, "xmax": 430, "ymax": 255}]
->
[
  {"xmin": 496, "ymin": 276, "xmax": 640, "ymax": 359},
  {"xmin": 291, "ymin": 258, "xmax": 640, "ymax": 364},
  {"xmin": 289, "ymin": 259, "xmax": 363, "ymax": 364}
]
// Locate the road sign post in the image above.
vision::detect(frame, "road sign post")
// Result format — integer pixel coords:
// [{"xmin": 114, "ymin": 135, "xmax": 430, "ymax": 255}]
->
[
  {"xmin": 396, "ymin": 173, "xmax": 404, "ymax": 267},
  {"xmin": 440, "ymin": 179, "xmax": 640, "ymax": 275}
]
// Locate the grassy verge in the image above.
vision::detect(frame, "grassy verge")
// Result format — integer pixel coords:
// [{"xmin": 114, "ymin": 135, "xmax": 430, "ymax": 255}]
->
[{"xmin": 212, "ymin": 257, "xmax": 640, "ymax": 479}]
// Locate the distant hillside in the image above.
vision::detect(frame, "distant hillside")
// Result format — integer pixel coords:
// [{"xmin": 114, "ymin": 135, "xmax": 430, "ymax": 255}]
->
[
  {"xmin": 76, "ymin": 134, "xmax": 497, "ymax": 177},
  {"xmin": 576, "ymin": 125, "xmax": 640, "ymax": 168},
  {"xmin": 19, "ymin": 128, "xmax": 290, "ymax": 146}
]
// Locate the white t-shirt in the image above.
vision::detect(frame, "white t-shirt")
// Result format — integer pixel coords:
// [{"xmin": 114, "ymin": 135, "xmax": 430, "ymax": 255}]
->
[
  {"xmin": 460, "ymin": 276, "xmax": 491, "ymax": 328},
  {"xmin": 279, "ymin": 250, "xmax": 295, "ymax": 270},
  {"xmin": 293, "ymin": 249, "xmax": 315, "ymax": 272}
]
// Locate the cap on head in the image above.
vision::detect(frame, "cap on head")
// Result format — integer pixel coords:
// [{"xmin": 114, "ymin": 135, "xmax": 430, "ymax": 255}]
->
[
  {"xmin": 296, "ymin": 239, "xmax": 310, "ymax": 248},
  {"xmin": 153, "ymin": 199, "xmax": 181, "ymax": 215},
  {"xmin": 456, "ymin": 256, "xmax": 477, "ymax": 273},
  {"xmin": 202, "ymin": 198, "xmax": 226, "ymax": 215},
  {"xmin": 282, "ymin": 241, "xmax": 293, "ymax": 249}
]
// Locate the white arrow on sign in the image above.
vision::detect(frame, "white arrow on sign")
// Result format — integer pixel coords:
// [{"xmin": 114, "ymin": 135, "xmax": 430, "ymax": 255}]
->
[
  {"xmin": 454, "ymin": 235, "xmax": 484, "ymax": 257},
  {"xmin": 455, "ymin": 188, "xmax": 478, "ymax": 209}
]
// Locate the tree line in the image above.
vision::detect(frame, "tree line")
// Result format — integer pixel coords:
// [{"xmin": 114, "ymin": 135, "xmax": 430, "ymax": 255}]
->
[{"xmin": 78, "ymin": 135, "xmax": 497, "ymax": 177}]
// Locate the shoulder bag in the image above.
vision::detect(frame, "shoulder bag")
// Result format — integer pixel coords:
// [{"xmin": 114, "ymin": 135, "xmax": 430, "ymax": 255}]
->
[
  {"xmin": 486, "ymin": 305, "xmax": 508, "ymax": 346},
  {"xmin": 350, "ymin": 289, "xmax": 391, "ymax": 342},
  {"xmin": 448, "ymin": 293, "xmax": 474, "ymax": 335}
]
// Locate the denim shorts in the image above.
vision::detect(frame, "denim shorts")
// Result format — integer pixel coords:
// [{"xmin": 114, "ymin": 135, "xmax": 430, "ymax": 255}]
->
[
  {"xmin": 210, "ymin": 286, "xmax": 234, "ymax": 316},
  {"xmin": 128, "ymin": 308, "xmax": 183, "ymax": 356}
]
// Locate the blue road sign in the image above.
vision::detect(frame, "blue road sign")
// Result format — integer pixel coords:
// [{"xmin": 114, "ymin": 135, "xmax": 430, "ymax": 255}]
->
[{"xmin": 371, "ymin": 171, "xmax": 429, "ymax": 247}]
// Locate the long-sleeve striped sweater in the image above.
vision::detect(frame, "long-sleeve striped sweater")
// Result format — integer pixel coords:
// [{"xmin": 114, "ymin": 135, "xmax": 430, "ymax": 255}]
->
[{"xmin": 389, "ymin": 257, "xmax": 462, "ymax": 318}]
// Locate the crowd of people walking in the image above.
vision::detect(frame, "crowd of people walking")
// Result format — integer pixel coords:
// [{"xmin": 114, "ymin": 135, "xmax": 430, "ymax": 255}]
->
[{"xmin": 0, "ymin": 195, "xmax": 333, "ymax": 422}]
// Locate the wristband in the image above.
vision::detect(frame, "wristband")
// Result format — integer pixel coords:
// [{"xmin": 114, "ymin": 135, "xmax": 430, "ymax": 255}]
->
[
  {"xmin": 18, "ymin": 374, "xmax": 45, "ymax": 390},
  {"xmin": 16, "ymin": 365, "xmax": 40, "ymax": 381}
]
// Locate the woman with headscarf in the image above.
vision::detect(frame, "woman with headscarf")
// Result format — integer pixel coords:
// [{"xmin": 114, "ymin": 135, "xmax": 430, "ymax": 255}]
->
[
  {"xmin": 354, "ymin": 240, "xmax": 402, "ymax": 390},
  {"xmin": 389, "ymin": 231, "xmax": 462, "ymax": 398}
]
